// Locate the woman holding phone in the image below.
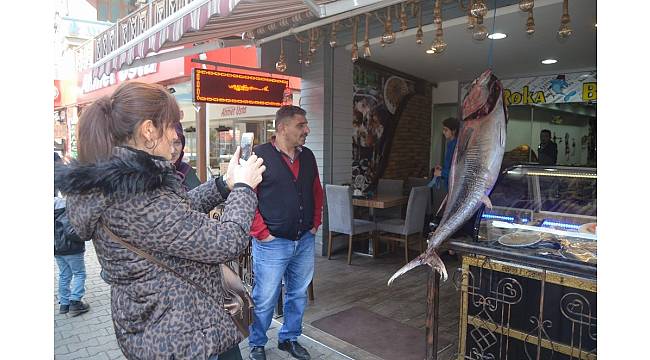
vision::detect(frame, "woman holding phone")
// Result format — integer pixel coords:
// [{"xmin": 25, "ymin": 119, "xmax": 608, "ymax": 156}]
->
[{"xmin": 56, "ymin": 82, "xmax": 265, "ymax": 360}]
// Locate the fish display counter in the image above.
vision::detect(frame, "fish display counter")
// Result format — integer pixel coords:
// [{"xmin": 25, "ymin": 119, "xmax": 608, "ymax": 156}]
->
[{"xmin": 447, "ymin": 165, "xmax": 597, "ymax": 360}]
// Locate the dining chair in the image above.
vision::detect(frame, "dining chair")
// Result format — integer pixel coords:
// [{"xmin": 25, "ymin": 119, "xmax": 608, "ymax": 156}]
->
[
  {"xmin": 376, "ymin": 186, "xmax": 430, "ymax": 264},
  {"xmin": 377, "ymin": 178, "xmax": 404, "ymax": 196},
  {"xmin": 406, "ymin": 176, "xmax": 433, "ymax": 220},
  {"xmin": 375, "ymin": 178, "xmax": 405, "ymax": 220},
  {"xmin": 325, "ymin": 184, "xmax": 376, "ymax": 264}
]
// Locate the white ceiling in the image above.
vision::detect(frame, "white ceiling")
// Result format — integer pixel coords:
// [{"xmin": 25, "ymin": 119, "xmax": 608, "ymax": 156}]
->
[{"xmin": 354, "ymin": 0, "xmax": 597, "ymax": 84}]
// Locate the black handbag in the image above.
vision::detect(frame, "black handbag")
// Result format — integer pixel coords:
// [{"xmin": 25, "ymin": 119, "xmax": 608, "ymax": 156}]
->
[{"xmin": 99, "ymin": 222, "xmax": 254, "ymax": 337}]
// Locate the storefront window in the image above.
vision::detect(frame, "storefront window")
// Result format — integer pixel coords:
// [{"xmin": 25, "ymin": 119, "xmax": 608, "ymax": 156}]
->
[
  {"xmin": 171, "ymin": 82, "xmax": 198, "ymax": 168},
  {"xmin": 208, "ymin": 118, "xmax": 270, "ymax": 175},
  {"xmin": 504, "ymin": 104, "xmax": 596, "ymax": 168}
]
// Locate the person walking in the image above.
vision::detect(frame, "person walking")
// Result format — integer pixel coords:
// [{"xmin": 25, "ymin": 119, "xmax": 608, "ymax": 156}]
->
[
  {"xmin": 247, "ymin": 106, "xmax": 323, "ymax": 360},
  {"xmin": 54, "ymin": 155, "xmax": 90, "ymax": 316},
  {"xmin": 56, "ymin": 81, "xmax": 266, "ymax": 360},
  {"xmin": 172, "ymin": 122, "xmax": 201, "ymax": 190}
]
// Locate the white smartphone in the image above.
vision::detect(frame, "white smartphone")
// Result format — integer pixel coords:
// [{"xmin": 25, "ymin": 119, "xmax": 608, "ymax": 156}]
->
[{"xmin": 240, "ymin": 132, "xmax": 254, "ymax": 162}]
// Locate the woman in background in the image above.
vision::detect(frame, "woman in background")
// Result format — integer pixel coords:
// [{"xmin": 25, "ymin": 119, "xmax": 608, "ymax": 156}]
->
[
  {"xmin": 428, "ymin": 117, "xmax": 459, "ymax": 191},
  {"xmin": 172, "ymin": 122, "xmax": 201, "ymax": 190}
]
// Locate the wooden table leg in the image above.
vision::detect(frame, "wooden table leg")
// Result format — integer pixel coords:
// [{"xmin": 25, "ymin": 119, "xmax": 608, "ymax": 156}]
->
[{"xmin": 425, "ymin": 269, "xmax": 440, "ymax": 360}]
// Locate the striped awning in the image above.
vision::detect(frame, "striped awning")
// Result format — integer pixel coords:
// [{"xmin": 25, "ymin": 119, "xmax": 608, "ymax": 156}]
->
[{"xmin": 89, "ymin": 0, "xmax": 335, "ymax": 78}]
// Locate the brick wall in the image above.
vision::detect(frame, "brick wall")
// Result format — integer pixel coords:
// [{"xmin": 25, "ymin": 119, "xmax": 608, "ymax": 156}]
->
[{"xmin": 382, "ymin": 89, "xmax": 433, "ymax": 180}]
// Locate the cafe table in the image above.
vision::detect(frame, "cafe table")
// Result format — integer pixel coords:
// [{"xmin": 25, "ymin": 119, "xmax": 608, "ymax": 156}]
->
[{"xmin": 352, "ymin": 194, "xmax": 409, "ymax": 257}]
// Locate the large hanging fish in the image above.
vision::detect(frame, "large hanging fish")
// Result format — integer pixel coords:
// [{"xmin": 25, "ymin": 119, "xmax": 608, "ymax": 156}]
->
[{"xmin": 388, "ymin": 69, "xmax": 508, "ymax": 285}]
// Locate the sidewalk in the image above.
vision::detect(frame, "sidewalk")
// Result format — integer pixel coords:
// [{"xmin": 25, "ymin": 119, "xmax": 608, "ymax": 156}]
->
[{"xmin": 54, "ymin": 242, "xmax": 352, "ymax": 360}]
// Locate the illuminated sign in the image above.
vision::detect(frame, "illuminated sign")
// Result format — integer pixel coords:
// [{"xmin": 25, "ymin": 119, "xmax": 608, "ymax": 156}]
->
[{"xmin": 193, "ymin": 69, "xmax": 289, "ymax": 107}]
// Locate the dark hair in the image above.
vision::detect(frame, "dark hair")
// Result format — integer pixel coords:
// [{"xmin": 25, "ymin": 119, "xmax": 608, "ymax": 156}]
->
[
  {"xmin": 77, "ymin": 82, "xmax": 180, "ymax": 164},
  {"xmin": 275, "ymin": 105, "xmax": 306, "ymax": 129},
  {"xmin": 541, "ymin": 129, "xmax": 552, "ymax": 136},
  {"xmin": 442, "ymin": 117, "xmax": 460, "ymax": 134}
]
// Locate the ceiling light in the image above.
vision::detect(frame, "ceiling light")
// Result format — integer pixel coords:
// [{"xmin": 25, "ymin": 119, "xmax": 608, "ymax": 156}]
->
[
  {"xmin": 541, "ymin": 58, "xmax": 558, "ymax": 65},
  {"xmin": 488, "ymin": 32, "xmax": 507, "ymax": 40},
  {"xmin": 426, "ymin": 49, "xmax": 435, "ymax": 54}
]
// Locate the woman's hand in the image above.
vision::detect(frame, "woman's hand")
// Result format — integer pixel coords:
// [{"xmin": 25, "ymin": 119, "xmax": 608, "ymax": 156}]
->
[
  {"xmin": 232, "ymin": 153, "xmax": 265, "ymax": 190},
  {"xmin": 225, "ymin": 146, "xmax": 241, "ymax": 190}
]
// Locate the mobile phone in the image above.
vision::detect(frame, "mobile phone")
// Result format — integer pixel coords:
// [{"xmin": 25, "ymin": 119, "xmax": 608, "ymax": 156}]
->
[{"xmin": 240, "ymin": 132, "xmax": 254, "ymax": 162}]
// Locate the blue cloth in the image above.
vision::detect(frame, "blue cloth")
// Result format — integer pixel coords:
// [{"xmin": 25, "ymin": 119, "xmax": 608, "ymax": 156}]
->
[
  {"xmin": 440, "ymin": 138, "xmax": 457, "ymax": 189},
  {"xmin": 55, "ymin": 253, "xmax": 86, "ymax": 305},
  {"xmin": 249, "ymin": 231, "xmax": 315, "ymax": 346},
  {"xmin": 428, "ymin": 138, "xmax": 457, "ymax": 190}
]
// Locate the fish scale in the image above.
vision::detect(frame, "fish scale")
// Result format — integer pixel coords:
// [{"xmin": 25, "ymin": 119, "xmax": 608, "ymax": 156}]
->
[{"xmin": 388, "ymin": 70, "xmax": 507, "ymax": 285}]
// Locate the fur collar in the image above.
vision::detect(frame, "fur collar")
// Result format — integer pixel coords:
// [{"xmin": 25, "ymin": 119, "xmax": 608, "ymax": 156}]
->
[{"xmin": 56, "ymin": 146, "xmax": 181, "ymax": 196}]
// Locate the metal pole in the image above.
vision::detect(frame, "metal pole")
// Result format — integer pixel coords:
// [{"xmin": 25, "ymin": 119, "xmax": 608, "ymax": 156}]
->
[{"xmin": 425, "ymin": 269, "xmax": 440, "ymax": 360}]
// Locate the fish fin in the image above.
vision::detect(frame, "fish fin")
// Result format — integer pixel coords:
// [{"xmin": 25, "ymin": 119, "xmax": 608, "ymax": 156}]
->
[
  {"xmin": 436, "ymin": 194, "xmax": 448, "ymax": 216},
  {"xmin": 481, "ymin": 195, "xmax": 493, "ymax": 209},
  {"xmin": 387, "ymin": 250, "xmax": 449, "ymax": 286}
]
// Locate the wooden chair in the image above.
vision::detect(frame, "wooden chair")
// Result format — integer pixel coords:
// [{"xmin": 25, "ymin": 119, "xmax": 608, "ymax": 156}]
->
[
  {"xmin": 375, "ymin": 178, "xmax": 405, "ymax": 220},
  {"xmin": 325, "ymin": 184, "xmax": 376, "ymax": 265},
  {"xmin": 376, "ymin": 186, "xmax": 430, "ymax": 264}
]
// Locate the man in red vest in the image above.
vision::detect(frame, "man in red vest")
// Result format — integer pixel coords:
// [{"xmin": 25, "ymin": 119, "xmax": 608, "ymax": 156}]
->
[{"xmin": 248, "ymin": 106, "xmax": 323, "ymax": 360}]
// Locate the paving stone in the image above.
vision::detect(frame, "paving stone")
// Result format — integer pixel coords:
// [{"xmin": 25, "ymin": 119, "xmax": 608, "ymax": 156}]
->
[
  {"xmin": 56, "ymin": 347, "xmax": 89, "ymax": 360},
  {"xmin": 55, "ymin": 242, "xmax": 349, "ymax": 360}
]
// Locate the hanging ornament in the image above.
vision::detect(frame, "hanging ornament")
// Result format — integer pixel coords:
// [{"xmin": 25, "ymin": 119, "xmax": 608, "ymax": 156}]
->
[
  {"xmin": 381, "ymin": 7, "xmax": 396, "ymax": 45},
  {"xmin": 351, "ymin": 16, "xmax": 359, "ymax": 62},
  {"xmin": 472, "ymin": 16, "xmax": 488, "ymax": 40},
  {"xmin": 415, "ymin": 1, "xmax": 423, "ymax": 44},
  {"xmin": 363, "ymin": 14, "xmax": 371, "ymax": 58},
  {"xmin": 275, "ymin": 38, "xmax": 287, "ymax": 72},
  {"xmin": 304, "ymin": 52, "xmax": 312, "ymax": 66},
  {"xmin": 470, "ymin": 0, "xmax": 488, "ymax": 18},
  {"xmin": 329, "ymin": 22, "xmax": 338, "ymax": 48},
  {"xmin": 429, "ymin": 0, "xmax": 447, "ymax": 54},
  {"xmin": 519, "ymin": 0, "xmax": 534, "ymax": 12},
  {"xmin": 309, "ymin": 28, "xmax": 319, "ymax": 54},
  {"xmin": 526, "ymin": 9, "xmax": 535, "ymax": 35},
  {"xmin": 557, "ymin": 0, "xmax": 573, "ymax": 38},
  {"xmin": 467, "ymin": 1, "xmax": 476, "ymax": 30},
  {"xmin": 399, "ymin": 3, "xmax": 408, "ymax": 32}
]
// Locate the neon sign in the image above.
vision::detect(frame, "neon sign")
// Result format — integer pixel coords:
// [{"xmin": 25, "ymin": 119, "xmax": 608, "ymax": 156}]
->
[{"xmin": 193, "ymin": 69, "xmax": 288, "ymax": 107}]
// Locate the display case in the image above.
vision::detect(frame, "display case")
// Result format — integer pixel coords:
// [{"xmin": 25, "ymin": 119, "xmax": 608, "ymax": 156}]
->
[
  {"xmin": 478, "ymin": 165, "xmax": 597, "ymax": 264},
  {"xmin": 449, "ymin": 166, "xmax": 597, "ymax": 360}
]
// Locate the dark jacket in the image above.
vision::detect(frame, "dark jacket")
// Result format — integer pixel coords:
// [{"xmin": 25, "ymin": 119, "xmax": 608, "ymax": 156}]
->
[
  {"xmin": 54, "ymin": 198, "xmax": 85, "ymax": 255},
  {"xmin": 55, "ymin": 146, "xmax": 257, "ymax": 359},
  {"xmin": 253, "ymin": 143, "xmax": 316, "ymax": 240}
]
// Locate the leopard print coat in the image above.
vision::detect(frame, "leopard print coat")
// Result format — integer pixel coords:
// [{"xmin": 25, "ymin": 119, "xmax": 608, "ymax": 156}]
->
[{"xmin": 56, "ymin": 146, "xmax": 256, "ymax": 359}]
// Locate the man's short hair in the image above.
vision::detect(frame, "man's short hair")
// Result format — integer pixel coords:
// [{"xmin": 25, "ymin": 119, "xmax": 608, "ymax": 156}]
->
[
  {"xmin": 275, "ymin": 105, "xmax": 306, "ymax": 129},
  {"xmin": 540, "ymin": 129, "xmax": 551, "ymax": 136}
]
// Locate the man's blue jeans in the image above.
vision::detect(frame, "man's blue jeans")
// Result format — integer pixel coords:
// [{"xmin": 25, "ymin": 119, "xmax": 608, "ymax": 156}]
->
[
  {"xmin": 55, "ymin": 253, "xmax": 86, "ymax": 305},
  {"xmin": 248, "ymin": 231, "xmax": 314, "ymax": 347}
]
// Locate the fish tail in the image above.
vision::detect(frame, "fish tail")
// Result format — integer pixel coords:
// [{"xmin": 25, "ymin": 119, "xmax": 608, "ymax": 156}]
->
[{"xmin": 387, "ymin": 250, "xmax": 449, "ymax": 286}]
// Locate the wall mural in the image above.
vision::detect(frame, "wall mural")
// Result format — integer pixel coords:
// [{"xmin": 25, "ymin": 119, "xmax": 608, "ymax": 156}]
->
[{"xmin": 352, "ymin": 63, "xmax": 415, "ymax": 193}]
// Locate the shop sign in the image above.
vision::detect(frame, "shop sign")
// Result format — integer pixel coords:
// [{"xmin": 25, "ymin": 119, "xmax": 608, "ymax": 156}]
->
[
  {"xmin": 81, "ymin": 63, "xmax": 158, "ymax": 94},
  {"xmin": 193, "ymin": 69, "xmax": 289, "ymax": 108},
  {"xmin": 461, "ymin": 71, "xmax": 597, "ymax": 106},
  {"xmin": 221, "ymin": 106, "xmax": 248, "ymax": 117}
]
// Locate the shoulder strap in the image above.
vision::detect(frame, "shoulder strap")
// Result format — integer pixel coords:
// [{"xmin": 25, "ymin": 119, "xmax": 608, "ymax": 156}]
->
[
  {"xmin": 99, "ymin": 222, "xmax": 214, "ymax": 300},
  {"xmin": 99, "ymin": 221, "xmax": 251, "ymax": 336}
]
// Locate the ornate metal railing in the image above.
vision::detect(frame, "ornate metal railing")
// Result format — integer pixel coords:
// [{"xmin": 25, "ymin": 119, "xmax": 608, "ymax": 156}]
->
[{"xmin": 423, "ymin": 240, "xmax": 598, "ymax": 360}]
